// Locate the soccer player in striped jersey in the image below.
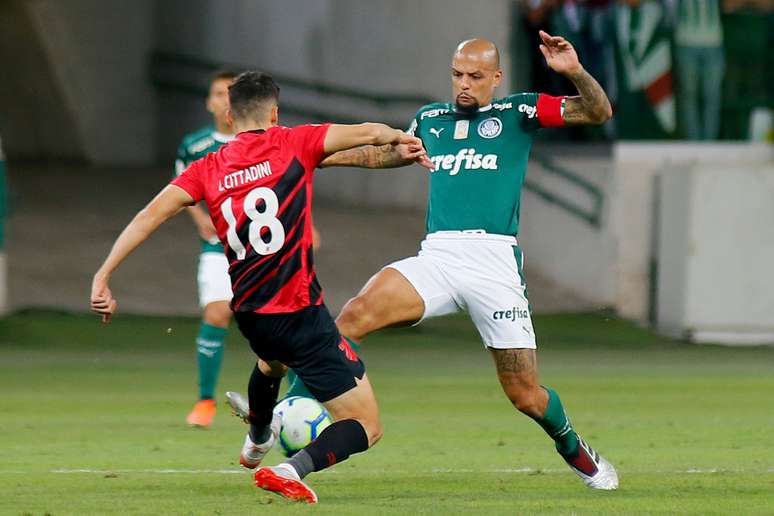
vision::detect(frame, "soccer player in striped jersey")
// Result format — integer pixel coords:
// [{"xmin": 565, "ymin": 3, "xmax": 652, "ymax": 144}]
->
[
  {"xmin": 176, "ymin": 70, "xmax": 320, "ymax": 427},
  {"xmin": 91, "ymin": 71, "xmax": 431, "ymax": 503}
]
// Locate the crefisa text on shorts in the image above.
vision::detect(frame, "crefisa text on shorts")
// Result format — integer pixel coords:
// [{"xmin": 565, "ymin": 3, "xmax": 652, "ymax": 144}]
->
[{"xmin": 492, "ymin": 307, "xmax": 530, "ymax": 321}]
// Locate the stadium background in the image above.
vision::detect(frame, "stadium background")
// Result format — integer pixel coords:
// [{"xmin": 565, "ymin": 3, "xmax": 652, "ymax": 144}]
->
[{"xmin": 0, "ymin": 1, "xmax": 773, "ymax": 514}]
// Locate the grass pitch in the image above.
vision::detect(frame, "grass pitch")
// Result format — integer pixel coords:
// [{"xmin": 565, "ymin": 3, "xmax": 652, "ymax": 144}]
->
[{"xmin": 1, "ymin": 310, "xmax": 773, "ymax": 515}]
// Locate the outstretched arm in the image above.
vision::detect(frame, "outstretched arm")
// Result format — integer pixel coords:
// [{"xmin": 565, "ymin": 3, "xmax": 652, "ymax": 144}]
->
[
  {"xmin": 91, "ymin": 185, "xmax": 194, "ymax": 323},
  {"xmin": 320, "ymin": 142, "xmax": 432, "ymax": 169},
  {"xmin": 539, "ymin": 30, "xmax": 612, "ymax": 125}
]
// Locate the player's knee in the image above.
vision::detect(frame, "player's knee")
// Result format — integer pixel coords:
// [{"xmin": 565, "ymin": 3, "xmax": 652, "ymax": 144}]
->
[
  {"xmin": 337, "ymin": 296, "xmax": 374, "ymax": 340},
  {"xmin": 203, "ymin": 301, "xmax": 231, "ymax": 328},
  {"xmin": 505, "ymin": 385, "xmax": 543, "ymax": 418},
  {"xmin": 362, "ymin": 418, "xmax": 384, "ymax": 447},
  {"xmin": 257, "ymin": 359, "xmax": 287, "ymax": 378}
]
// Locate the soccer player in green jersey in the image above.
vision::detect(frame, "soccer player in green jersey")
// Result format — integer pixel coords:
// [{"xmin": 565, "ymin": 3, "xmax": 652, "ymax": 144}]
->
[
  {"xmin": 321, "ymin": 33, "xmax": 619, "ymax": 489},
  {"xmin": 175, "ymin": 70, "xmax": 239, "ymax": 427}
]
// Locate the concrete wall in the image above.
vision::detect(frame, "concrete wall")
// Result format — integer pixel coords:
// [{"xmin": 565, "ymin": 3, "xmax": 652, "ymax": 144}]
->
[
  {"xmin": 518, "ymin": 153, "xmax": 616, "ymax": 308},
  {"xmin": 657, "ymin": 153, "xmax": 774, "ymax": 344},
  {"xmin": 17, "ymin": 0, "xmax": 156, "ymax": 164},
  {"xmin": 0, "ymin": 0, "xmax": 83, "ymax": 160},
  {"xmin": 157, "ymin": 0, "xmax": 513, "ymax": 100},
  {"xmin": 610, "ymin": 143, "xmax": 774, "ymax": 325},
  {"xmin": 155, "ymin": 0, "xmax": 515, "ymax": 160}
]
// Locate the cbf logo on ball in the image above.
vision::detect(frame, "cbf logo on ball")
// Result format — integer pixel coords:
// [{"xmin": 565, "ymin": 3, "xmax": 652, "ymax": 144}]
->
[{"xmin": 477, "ymin": 117, "xmax": 502, "ymax": 139}]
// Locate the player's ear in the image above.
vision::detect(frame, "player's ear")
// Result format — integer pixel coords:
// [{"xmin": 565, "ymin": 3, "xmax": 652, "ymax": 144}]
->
[
  {"xmin": 270, "ymin": 105, "xmax": 279, "ymax": 125},
  {"xmin": 493, "ymin": 69, "xmax": 503, "ymax": 88},
  {"xmin": 226, "ymin": 108, "xmax": 234, "ymax": 127}
]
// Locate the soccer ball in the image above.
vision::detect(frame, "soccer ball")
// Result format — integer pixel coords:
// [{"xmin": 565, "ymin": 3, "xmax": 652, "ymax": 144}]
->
[{"xmin": 273, "ymin": 396, "xmax": 332, "ymax": 457}]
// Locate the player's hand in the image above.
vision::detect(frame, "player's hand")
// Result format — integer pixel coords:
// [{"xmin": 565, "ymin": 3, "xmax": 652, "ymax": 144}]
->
[
  {"xmin": 91, "ymin": 274, "xmax": 117, "ymax": 324},
  {"xmin": 538, "ymin": 30, "xmax": 582, "ymax": 77},
  {"xmin": 395, "ymin": 142, "xmax": 435, "ymax": 171}
]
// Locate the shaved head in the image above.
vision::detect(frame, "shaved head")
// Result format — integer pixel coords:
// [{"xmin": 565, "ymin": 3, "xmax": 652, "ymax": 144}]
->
[
  {"xmin": 454, "ymin": 39, "xmax": 500, "ymax": 70},
  {"xmin": 451, "ymin": 38, "xmax": 503, "ymax": 112}
]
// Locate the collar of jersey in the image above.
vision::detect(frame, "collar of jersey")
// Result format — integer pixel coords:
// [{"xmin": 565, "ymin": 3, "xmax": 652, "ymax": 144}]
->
[
  {"xmin": 452, "ymin": 103, "xmax": 492, "ymax": 114},
  {"xmin": 213, "ymin": 131, "xmax": 236, "ymax": 143}
]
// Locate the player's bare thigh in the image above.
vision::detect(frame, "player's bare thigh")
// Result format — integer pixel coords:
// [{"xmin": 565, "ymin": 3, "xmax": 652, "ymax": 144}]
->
[
  {"xmin": 490, "ymin": 348, "xmax": 548, "ymax": 418},
  {"xmin": 336, "ymin": 268, "xmax": 424, "ymax": 341},
  {"xmin": 321, "ymin": 373, "xmax": 382, "ymax": 446}
]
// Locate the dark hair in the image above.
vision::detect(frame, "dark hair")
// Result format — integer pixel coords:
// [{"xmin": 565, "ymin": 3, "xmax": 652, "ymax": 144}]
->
[
  {"xmin": 228, "ymin": 71, "xmax": 280, "ymax": 121},
  {"xmin": 209, "ymin": 69, "xmax": 240, "ymax": 84}
]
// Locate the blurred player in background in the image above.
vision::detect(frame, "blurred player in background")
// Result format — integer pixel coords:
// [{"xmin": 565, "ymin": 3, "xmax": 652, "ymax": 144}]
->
[
  {"xmin": 175, "ymin": 70, "xmax": 238, "ymax": 427},
  {"xmin": 92, "ymin": 71, "xmax": 430, "ymax": 503},
  {"xmin": 322, "ymin": 33, "xmax": 618, "ymax": 490},
  {"xmin": 177, "ymin": 70, "xmax": 320, "ymax": 427}
]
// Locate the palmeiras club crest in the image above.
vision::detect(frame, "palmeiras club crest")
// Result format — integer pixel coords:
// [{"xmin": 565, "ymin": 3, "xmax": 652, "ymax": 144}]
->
[{"xmin": 477, "ymin": 117, "xmax": 502, "ymax": 138}]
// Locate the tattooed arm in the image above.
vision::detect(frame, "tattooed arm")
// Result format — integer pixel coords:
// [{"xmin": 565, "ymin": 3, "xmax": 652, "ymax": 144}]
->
[
  {"xmin": 562, "ymin": 68, "xmax": 613, "ymax": 125},
  {"xmin": 319, "ymin": 144, "xmax": 413, "ymax": 169},
  {"xmin": 538, "ymin": 30, "xmax": 612, "ymax": 126}
]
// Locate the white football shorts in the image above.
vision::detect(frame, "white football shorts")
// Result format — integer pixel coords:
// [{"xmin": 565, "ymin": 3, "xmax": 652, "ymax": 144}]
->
[
  {"xmin": 386, "ymin": 231, "xmax": 536, "ymax": 349},
  {"xmin": 197, "ymin": 252, "xmax": 233, "ymax": 307}
]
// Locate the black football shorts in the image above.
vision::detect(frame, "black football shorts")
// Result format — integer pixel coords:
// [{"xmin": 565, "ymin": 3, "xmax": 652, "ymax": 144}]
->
[{"xmin": 234, "ymin": 305, "xmax": 365, "ymax": 403}]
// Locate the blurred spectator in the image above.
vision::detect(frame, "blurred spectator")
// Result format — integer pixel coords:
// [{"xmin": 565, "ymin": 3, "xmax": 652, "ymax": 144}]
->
[
  {"xmin": 719, "ymin": 0, "xmax": 774, "ymax": 139},
  {"xmin": 671, "ymin": 0, "xmax": 725, "ymax": 140},
  {"xmin": 521, "ymin": 0, "xmax": 561, "ymax": 94},
  {"xmin": 611, "ymin": 0, "xmax": 677, "ymax": 139},
  {"xmin": 554, "ymin": 0, "xmax": 616, "ymax": 94}
]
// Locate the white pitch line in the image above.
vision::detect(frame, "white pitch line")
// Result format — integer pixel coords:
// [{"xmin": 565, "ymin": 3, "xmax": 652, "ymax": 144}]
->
[
  {"xmin": 51, "ymin": 468, "xmax": 245, "ymax": 475},
  {"xmin": 42, "ymin": 467, "xmax": 774, "ymax": 476}
]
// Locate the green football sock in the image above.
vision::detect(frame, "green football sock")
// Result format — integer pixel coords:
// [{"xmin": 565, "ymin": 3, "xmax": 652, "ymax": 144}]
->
[
  {"xmin": 196, "ymin": 323, "xmax": 227, "ymax": 400},
  {"xmin": 532, "ymin": 386, "xmax": 579, "ymax": 457},
  {"xmin": 285, "ymin": 337, "xmax": 361, "ymax": 400}
]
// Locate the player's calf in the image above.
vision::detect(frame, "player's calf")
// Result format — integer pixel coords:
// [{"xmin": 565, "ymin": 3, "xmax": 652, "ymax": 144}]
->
[
  {"xmin": 240, "ymin": 360, "xmax": 286, "ymax": 468},
  {"xmin": 273, "ymin": 376, "xmax": 380, "ymax": 481}
]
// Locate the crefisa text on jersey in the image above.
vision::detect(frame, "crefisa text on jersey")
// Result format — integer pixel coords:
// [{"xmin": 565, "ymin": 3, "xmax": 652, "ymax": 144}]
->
[
  {"xmin": 218, "ymin": 160, "xmax": 273, "ymax": 192},
  {"xmin": 429, "ymin": 148, "xmax": 499, "ymax": 175}
]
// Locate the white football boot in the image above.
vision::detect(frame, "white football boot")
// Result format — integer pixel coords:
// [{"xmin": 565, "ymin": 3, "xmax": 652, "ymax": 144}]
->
[
  {"xmin": 239, "ymin": 413, "xmax": 281, "ymax": 469},
  {"xmin": 225, "ymin": 391, "xmax": 250, "ymax": 424},
  {"xmin": 563, "ymin": 435, "xmax": 619, "ymax": 490}
]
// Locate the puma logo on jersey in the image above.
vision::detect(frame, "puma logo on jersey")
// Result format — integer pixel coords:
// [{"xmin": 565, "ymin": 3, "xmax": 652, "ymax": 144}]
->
[
  {"xmin": 429, "ymin": 127, "xmax": 444, "ymax": 138},
  {"xmin": 518, "ymin": 103, "xmax": 537, "ymax": 119},
  {"xmin": 429, "ymin": 148, "xmax": 499, "ymax": 176}
]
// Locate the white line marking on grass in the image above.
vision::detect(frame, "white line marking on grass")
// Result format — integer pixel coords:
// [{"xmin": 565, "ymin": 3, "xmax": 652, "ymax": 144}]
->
[
  {"xmin": 51, "ymin": 468, "xmax": 245, "ymax": 475},
  {"xmin": 43, "ymin": 467, "xmax": 774, "ymax": 476}
]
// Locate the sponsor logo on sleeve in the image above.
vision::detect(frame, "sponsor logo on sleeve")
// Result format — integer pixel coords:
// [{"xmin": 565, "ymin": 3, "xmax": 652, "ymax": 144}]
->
[
  {"xmin": 420, "ymin": 108, "xmax": 450, "ymax": 120},
  {"xmin": 518, "ymin": 103, "xmax": 537, "ymax": 119}
]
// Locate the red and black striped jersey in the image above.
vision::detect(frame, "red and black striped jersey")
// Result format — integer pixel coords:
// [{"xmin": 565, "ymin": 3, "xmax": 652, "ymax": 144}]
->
[{"xmin": 171, "ymin": 124, "xmax": 330, "ymax": 313}]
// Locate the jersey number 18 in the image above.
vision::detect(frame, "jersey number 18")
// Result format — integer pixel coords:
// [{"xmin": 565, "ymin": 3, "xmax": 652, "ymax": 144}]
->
[{"xmin": 220, "ymin": 187, "xmax": 285, "ymax": 259}]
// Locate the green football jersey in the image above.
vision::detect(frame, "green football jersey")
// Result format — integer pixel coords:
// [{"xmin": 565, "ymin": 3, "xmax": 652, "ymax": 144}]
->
[
  {"xmin": 174, "ymin": 126, "xmax": 234, "ymax": 253},
  {"xmin": 408, "ymin": 93, "xmax": 555, "ymax": 237}
]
